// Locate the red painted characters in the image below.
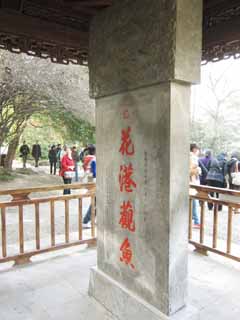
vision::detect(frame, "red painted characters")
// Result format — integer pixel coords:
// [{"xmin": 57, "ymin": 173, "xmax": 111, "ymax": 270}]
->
[
  {"xmin": 119, "ymin": 127, "xmax": 135, "ymax": 156},
  {"xmin": 118, "ymin": 124, "xmax": 137, "ymax": 270},
  {"xmin": 120, "ymin": 238, "xmax": 135, "ymax": 270},
  {"xmin": 119, "ymin": 201, "xmax": 135, "ymax": 232},
  {"xmin": 119, "ymin": 163, "xmax": 137, "ymax": 193}
]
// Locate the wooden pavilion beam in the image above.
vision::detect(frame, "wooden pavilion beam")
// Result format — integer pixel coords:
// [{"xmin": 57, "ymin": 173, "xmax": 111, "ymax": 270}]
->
[
  {"xmin": 0, "ymin": 9, "xmax": 89, "ymax": 49},
  {"xmin": 203, "ymin": 16, "xmax": 240, "ymax": 48},
  {"xmin": 64, "ymin": 0, "xmax": 112, "ymax": 7},
  {"xmin": 204, "ymin": 0, "xmax": 240, "ymax": 12},
  {"xmin": 0, "ymin": 0, "xmax": 22, "ymax": 10}
]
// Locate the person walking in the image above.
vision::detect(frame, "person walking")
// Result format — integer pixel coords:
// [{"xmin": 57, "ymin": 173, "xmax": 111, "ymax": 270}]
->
[
  {"xmin": 48, "ymin": 145, "xmax": 57, "ymax": 175},
  {"xmin": 19, "ymin": 141, "xmax": 30, "ymax": 169},
  {"xmin": 72, "ymin": 146, "xmax": 80, "ymax": 182},
  {"xmin": 206, "ymin": 153, "xmax": 227, "ymax": 211},
  {"xmin": 32, "ymin": 141, "xmax": 41, "ymax": 167},
  {"xmin": 189, "ymin": 143, "xmax": 201, "ymax": 228},
  {"xmin": 59, "ymin": 147, "xmax": 74, "ymax": 195},
  {"xmin": 83, "ymin": 144, "xmax": 96, "ymax": 173},
  {"xmin": 199, "ymin": 150, "xmax": 212, "ymax": 186},
  {"xmin": 226, "ymin": 151, "xmax": 240, "ymax": 190},
  {"xmin": 56, "ymin": 144, "xmax": 62, "ymax": 169}
]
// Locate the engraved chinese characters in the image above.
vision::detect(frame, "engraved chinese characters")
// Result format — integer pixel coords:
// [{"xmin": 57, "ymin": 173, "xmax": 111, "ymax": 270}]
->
[{"xmin": 118, "ymin": 123, "xmax": 136, "ymax": 270}]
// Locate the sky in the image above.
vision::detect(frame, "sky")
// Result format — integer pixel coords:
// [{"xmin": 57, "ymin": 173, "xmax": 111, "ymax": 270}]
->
[{"xmin": 191, "ymin": 57, "xmax": 240, "ymax": 121}]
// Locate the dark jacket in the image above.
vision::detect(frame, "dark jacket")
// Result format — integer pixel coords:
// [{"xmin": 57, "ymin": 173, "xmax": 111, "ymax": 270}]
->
[
  {"xmin": 32, "ymin": 144, "xmax": 41, "ymax": 158},
  {"xmin": 72, "ymin": 149, "xmax": 80, "ymax": 162},
  {"xmin": 206, "ymin": 157, "xmax": 226, "ymax": 184},
  {"xmin": 199, "ymin": 156, "xmax": 211, "ymax": 185},
  {"xmin": 48, "ymin": 149, "xmax": 57, "ymax": 163},
  {"xmin": 20, "ymin": 144, "xmax": 30, "ymax": 156},
  {"xmin": 226, "ymin": 158, "xmax": 240, "ymax": 186}
]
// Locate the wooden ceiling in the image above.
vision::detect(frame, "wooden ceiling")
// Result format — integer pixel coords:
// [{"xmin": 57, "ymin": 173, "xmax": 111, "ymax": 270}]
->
[{"xmin": 0, "ymin": 0, "xmax": 239, "ymax": 65}]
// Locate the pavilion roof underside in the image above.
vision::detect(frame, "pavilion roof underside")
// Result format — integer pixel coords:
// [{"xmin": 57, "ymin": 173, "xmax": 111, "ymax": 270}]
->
[{"xmin": 0, "ymin": 0, "xmax": 239, "ymax": 65}]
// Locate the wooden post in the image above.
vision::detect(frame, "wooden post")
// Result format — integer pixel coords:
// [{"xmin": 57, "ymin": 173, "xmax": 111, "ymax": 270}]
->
[
  {"xmin": 35, "ymin": 203, "xmax": 40, "ymax": 250},
  {"xmin": 19, "ymin": 205, "xmax": 24, "ymax": 254},
  {"xmin": 213, "ymin": 204, "xmax": 218, "ymax": 249},
  {"xmin": 200, "ymin": 200, "xmax": 205, "ymax": 244},
  {"xmin": 65, "ymin": 199, "xmax": 70, "ymax": 243},
  {"xmin": 188, "ymin": 198, "xmax": 193, "ymax": 240},
  {"xmin": 91, "ymin": 196, "xmax": 96, "ymax": 238},
  {"xmin": 78, "ymin": 198, "xmax": 83, "ymax": 240},
  {"xmin": 1, "ymin": 207, "xmax": 7, "ymax": 257},
  {"xmin": 227, "ymin": 206, "xmax": 233, "ymax": 254},
  {"xmin": 50, "ymin": 200, "xmax": 55, "ymax": 246}
]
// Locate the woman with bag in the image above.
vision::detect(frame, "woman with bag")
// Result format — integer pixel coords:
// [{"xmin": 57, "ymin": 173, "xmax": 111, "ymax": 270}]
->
[
  {"xmin": 206, "ymin": 153, "xmax": 227, "ymax": 211},
  {"xmin": 60, "ymin": 147, "xmax": 75, "ymax": 195},
  {"xmin": 226, "ymin": 151, "xmax": 240, "ymax": 190}
]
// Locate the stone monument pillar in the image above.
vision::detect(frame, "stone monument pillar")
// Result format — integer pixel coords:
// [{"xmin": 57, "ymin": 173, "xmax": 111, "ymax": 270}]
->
[{"xmin": 88, "ymin": 1, "xmax": 202, "ymax": 319}]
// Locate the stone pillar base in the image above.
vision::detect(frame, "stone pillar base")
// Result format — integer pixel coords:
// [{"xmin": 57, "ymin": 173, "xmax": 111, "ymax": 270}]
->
[{"xmin": 89, "ymin": 267, "xmax": 199, "ymax": 320}]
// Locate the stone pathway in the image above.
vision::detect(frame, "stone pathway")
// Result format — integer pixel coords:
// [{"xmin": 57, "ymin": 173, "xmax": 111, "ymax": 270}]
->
[
  {"xmin": 0, "ymin": 165, "xmax": 92, "ymax": 258},
  {"xmin": 0, "ymin": 162, "xmax": 62, "ymax": 192},
  {"xmin": 0, "ymin": 246, "xmax": 239, "ymax": 320}
]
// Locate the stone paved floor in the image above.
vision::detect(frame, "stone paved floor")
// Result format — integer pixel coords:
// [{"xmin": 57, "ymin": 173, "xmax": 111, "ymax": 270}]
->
[{"xmin": 0, "ymin": 245, "xmax": 239, "ymax": 320}]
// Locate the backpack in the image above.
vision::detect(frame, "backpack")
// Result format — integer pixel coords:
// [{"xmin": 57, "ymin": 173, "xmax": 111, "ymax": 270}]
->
[{"xmin": 231, "ymin": 161, "xmax": 240, "ymax": 186}]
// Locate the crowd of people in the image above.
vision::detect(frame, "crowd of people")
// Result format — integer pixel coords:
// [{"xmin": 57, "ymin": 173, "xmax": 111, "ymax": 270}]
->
[
  {"xmin": 190, "ymin": 143, "xmax": 240, "ymax": 227},
  {"xmin": 19, "ymin": 141, "xmax": 96, "ymax": 227},
  {"xmin": 19, "ymin": 142, "xmax": 96, "ymax": 182}
]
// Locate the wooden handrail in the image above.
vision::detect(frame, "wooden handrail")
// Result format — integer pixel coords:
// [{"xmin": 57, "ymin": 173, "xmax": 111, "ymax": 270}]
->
[
  {"xmin": 189, "ymin": 184, "xmax": 240, "ymax": 263},
  {"xmin": 0, "ymin": 182, "xmax": 96, "ymax": 196},
  {"xmin": 0, "ymin": 183, "xmax": 96, "ymax": 266},
  {"xmin": 190, "ymin": 183, "xmax": 240, "ymax": 197},
  {"xmin": 0, "ymin": 192, "xmax": 95, "ymax": 208}
]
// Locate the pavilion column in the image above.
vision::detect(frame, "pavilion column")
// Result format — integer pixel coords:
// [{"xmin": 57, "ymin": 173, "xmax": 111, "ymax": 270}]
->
[{"xmin": 88, "ymin": 1, "xmax": 202, "ymax": 319}]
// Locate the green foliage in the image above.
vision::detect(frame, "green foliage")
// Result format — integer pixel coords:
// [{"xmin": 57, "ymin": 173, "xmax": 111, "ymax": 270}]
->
[
  {"xmin": 47, "ymin": 108, "xmax": 96, "ymax": 146},
  {"xmin": 21, "ymin": 107, "xmax": 95, "ymax": 159},
  {"xmin": 0, "ymin": 168, "xmax": 16, "ymax": 181}
]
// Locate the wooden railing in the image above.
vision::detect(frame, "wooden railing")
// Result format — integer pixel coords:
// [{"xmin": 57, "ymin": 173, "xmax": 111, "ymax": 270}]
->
[
  {"xmin": 1, "ymin": 182, "xmax": 239, "ymax": 266},
  {"xmin": 0, "ymin": 183, "xmax": 96, "ymax": 265},
  {"xmin": 189, "ymin": 184, "xmax": 240, "ymax": 262}
]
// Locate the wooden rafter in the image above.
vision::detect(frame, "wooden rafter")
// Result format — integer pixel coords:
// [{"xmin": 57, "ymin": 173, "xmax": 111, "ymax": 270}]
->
[
  {"xmin": 65, "ymin": 0, "xmax": 113, "ymax": 7},
  {"xmin": 0, "ymin": 0, "xmax": 239, "ymax": 65},
  {"xmin": 0, "ymin": 10, "xmax": 88, "ymax": 48}
]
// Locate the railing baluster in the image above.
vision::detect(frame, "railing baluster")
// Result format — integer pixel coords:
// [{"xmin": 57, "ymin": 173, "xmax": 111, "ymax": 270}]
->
[
  {"xmin": 35, "ymin": 203, "xmax": 40, "ymax": 250},
  {"xmin": 78, "ymin": 198, "xmax": 82, "ymax": 240},
  {"xmin": 0, "ymin": 184, "xmax": 97, "ymax": 265},
  {"xmin": 188, "ymin": 198, "xmax": 193, "ymax": 240},
  {"xmin": 212, "ymin": 203, "xmax": 218, "ymax": 249},
  {"xmin": 1, "ymin": 207, "xmax": 7, "ymax": 257},
  {"xmin": 65, "ymin": 199, "xmax": 69, "ymax": 243},
  {"xmin": 19, "ymin": 205, "xmax": 24, "ymax": 254},
  {"xmin": 50, "ymin": 201, "xmax": 55, "ymax": 246},
  {"xmin": 227, "ymin": 206, "xmax": 233, "ymax": 254},
  {"xmin": 91, "ymin": 196, "xmax": 96, "ymax": 238},
  {"xmin": 200, "ymin": 200, "xmax": 205, "ymax": 244}
]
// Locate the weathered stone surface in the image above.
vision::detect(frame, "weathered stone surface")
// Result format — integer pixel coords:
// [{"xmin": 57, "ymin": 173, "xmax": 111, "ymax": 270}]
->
[
  {"xmin": 89, "ymin": 1, "xmax": 202, "ymax": 318},
  {"xmin": 89, "ymin": 0, "xmax": 202, "ymax": 98},
  {"xmin": 93, "ymin": 82, "xmax": 190, "ymax": 316},
  {"xmin": 89, "ymin": 267, "xmax": 199, "ymax": 320}
]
